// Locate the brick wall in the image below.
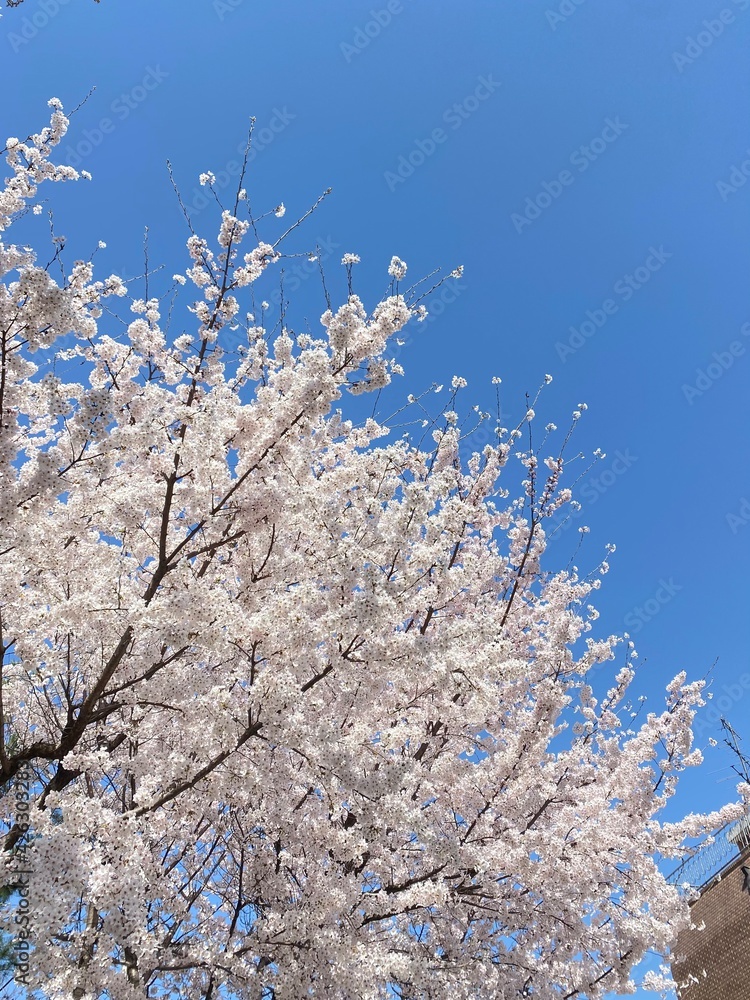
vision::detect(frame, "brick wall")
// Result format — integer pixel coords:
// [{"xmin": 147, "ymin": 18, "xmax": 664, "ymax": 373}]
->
[{"xmin": 672, "ymin": 852, "xmax": 750, "ymax": 999}]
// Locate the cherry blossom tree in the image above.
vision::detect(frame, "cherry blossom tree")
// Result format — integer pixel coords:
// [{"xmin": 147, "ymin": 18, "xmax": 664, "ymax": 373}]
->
[{"xmin": 0, "ymin": 102, "xmax": 744, "ymax": 1000}]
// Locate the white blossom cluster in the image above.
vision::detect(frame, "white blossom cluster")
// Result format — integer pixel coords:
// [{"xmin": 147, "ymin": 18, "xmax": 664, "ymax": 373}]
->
[{"xmin": 0, "ymin": 104, "xmax": 744, "ymax": 1000}]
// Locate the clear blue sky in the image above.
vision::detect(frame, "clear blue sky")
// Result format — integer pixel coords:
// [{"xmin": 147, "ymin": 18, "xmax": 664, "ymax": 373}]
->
[{"xmin": 2, "ymin": 1, "xmax": 749, "ymax": 995}]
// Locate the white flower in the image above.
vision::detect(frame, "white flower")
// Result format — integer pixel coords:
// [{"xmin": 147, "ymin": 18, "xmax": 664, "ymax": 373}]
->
[
  {"xmin": 274, "ymin": 203, "xmax": 286, "ymax": 218},
  {"xmin": 451, "ymin": 375, "xmax": 467, "ymax": 389},
  {"xmin": 341, "ymin": 253, "xmax": 361, "ymax": 266},
  {"xmin": 544, "ymin": 374, "xmax": 552, "ymax": 384},
  {"xmin": 450, "ymin": 265, "xmax": 464, "ymax": 279},
  {"xmin": 33, "ymin": 205, "xmax": 43, "ymax": 215},
  {"xmin": 388, "ymin": 256, "xmax": 408, "ymax": 281},
  {"xmin": 98, "ymin": 241, "xmax": 107, "ymax": 249},
  {"xmin": 199, "ymin": 172, "xmax": 216, "ymax": 186}
]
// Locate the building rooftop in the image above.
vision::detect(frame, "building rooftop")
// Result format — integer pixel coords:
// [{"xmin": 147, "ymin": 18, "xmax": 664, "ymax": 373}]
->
[{"xmin": 668, "ymin": 815, "xmax": 750, "ymax": 892}]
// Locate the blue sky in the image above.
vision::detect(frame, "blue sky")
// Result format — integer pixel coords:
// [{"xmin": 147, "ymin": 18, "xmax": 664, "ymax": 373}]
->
[{"xmin": 1, "ymin": 0, "xmax": 749, "ymax": 995}]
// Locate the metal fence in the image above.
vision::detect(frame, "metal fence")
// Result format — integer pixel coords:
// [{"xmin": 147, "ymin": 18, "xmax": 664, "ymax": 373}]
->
[{"xmin": 667, "ymin": 815, "xmax": 750, "ymax": 890}]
